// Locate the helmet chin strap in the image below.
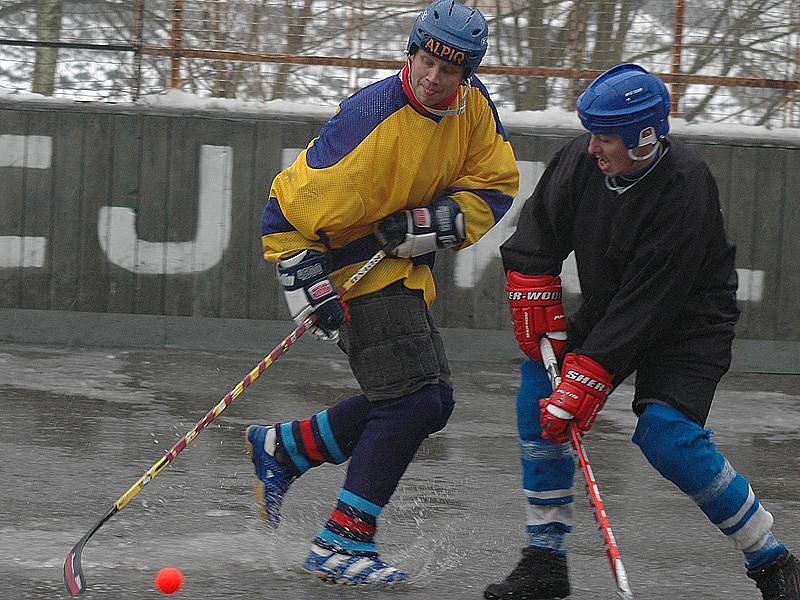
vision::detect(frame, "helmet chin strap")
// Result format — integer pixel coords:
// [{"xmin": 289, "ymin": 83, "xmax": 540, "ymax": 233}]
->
[
  {"xmin": 628, "ymin": 141, "xmax": 661, "ymax": 162},
  {"xmin": 406, "ymin": 57, "xmax": 469, "ymax": 116},
  {"xmin": 606, "ymin": 141, "xmax": 668, "ymax": 194}
]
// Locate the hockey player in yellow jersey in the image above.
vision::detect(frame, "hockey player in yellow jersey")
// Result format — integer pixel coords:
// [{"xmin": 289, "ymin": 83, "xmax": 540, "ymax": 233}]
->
[{"xmin": 246, "ymin": 0, "xmax": 519, "ymax": 586}]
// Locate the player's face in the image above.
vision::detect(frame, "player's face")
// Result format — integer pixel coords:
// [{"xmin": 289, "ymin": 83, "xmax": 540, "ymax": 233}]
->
[
  {"xmin": 408, "ymin": 50, "xmax": 464, "ymax": 106},
  {"xmin": 587, "ymin": 134, "xmax": 637, "ymax": 177}
]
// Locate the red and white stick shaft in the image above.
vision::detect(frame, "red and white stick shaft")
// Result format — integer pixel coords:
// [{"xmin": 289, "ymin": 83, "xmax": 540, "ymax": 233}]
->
[{"xmin": 539, "ymin": 337, "xmax": 634, "ymax": 600}]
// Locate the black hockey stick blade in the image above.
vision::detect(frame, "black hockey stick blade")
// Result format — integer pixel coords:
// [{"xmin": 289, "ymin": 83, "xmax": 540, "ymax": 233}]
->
[{"xmin": 64, "ymin": 507, "xmax": 116, "ymax": 596}]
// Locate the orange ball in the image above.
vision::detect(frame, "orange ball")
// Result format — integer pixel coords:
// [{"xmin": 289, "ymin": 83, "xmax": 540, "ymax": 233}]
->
[{"xmin": 155, "ymin": 567, "xmax": 184, "ymax": 594}]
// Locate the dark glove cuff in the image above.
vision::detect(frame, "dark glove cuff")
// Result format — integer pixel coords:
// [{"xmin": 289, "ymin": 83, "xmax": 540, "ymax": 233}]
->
[{"xmin": 431, "ymin": 196, "xmax": 465, "ymax": 247}]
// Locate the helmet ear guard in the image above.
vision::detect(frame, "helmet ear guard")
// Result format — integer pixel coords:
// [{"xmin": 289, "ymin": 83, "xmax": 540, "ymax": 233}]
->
[
  {"xmin": 637, "ymin": 126, "xmax": 657, "ymax": 146},
  {"xmin": 407, "ymin": 0, "xmax": 488, "ymax": 79},
  {"xmin": 577, "ymin": 63, "xmax": 671, "ymax": 150}
]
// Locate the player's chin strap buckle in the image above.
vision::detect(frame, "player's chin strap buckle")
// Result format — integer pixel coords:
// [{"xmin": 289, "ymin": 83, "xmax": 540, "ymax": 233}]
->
[{"xmin": 421, "ymin": 79, "xmax": 471, "ymax": 117}]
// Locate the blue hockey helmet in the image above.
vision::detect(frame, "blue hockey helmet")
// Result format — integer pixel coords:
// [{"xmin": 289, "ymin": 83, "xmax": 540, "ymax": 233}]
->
[
  {"xmin": 407, "ymin": 0, "xmax": 488, "ymax": 79},
  {"xmin": 577, "ymin": 63, "xmax": 671, "ymax": 149}
]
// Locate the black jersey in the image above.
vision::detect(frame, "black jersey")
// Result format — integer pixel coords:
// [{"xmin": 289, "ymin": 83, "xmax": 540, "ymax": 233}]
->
[{"xmin": 501, "ymin": 133, "xmax": 740, "ymax": 381}]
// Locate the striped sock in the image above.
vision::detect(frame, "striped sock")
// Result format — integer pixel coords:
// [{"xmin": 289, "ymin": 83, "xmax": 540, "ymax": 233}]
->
[
  {"xmin": 521, "ymin": 439, "xmax": 575, "ymax": 557},
  {"xmin": 633, "ymin": 403, "xmax": 786, "ymax": 570},
  {"xmin": 682, "ymin": 452, "xmax": 781, "ymax": 560},
  {"xmin": 315, "ymin": 488, "xmax": 382, "ymax": 555},
  {"xmin": 275, "ymin": 408, "xmax": 347, "ymax": 474},
  {"xmin": 516, "ymin": 360, "xmax": 576, "ymax": 558},
  {"xmin": 528, "ymin": 522, "xmax": 570, "ymax": 556},
  {"xmin": 744, "ymin": 531, "xmax": 787, "ymax": 571}
]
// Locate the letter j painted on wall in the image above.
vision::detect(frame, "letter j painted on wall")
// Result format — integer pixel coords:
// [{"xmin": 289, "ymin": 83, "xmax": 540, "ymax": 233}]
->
[{"xmin": 98, "ymin": 145, "xmax": 233, "ymax": 274}]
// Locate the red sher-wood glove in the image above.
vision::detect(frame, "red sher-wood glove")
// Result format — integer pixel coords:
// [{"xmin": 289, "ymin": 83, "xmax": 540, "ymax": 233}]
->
[
  {"xmin": 539, "ymin": 353, "xmax": 613, "ymax": 443},
  {"xmin": 506, "ymin": 271, "xmax": 567, "ymax": 362}
]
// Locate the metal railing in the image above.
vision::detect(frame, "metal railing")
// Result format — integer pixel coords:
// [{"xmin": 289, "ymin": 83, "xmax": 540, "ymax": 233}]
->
[{"xmin": 1, "ymin": 0, "xmax": 798, "ymax": 126}]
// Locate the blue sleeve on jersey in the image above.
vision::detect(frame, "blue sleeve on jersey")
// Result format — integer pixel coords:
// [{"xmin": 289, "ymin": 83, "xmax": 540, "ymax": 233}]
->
[
  {"xmin": 471, "ymin": 76, "xmax": 509, "ymax": 141},
  {"xmin": 261, "ymin": 196, "xmax": 294, "ymax": 236},
  {"xmin": 307, "ymin": 76, "xmax": 409, "ymax": 169},
  {"xmin": 444, "ymin": 186, "xmax": 514, "ymax": 224}
]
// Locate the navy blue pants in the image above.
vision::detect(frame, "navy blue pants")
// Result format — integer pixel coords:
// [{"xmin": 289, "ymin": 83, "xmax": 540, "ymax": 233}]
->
[{"xmin": 277, "ymin": 281, "xmax": 454, "ymax": 507}]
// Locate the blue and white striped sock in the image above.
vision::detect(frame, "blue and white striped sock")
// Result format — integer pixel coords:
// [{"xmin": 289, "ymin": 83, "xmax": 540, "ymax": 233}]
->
[
  {"xmin": 633, "ymin": 403, "xmax": 787, "ymax": 571},
  {"xmin": 528, "ymin": 522, "xmax": 570, "ymax": 556},
  {"xmin": 744, "ymin": 531, "xmax": 786, "ymax": 571},
  {"xmin": 517, "ymin": 360, "xmax": 575, "ymax": 557}
]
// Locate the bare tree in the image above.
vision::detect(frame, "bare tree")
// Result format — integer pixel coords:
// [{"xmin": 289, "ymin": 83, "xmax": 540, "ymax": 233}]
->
[
  {"xmin": 677, "ymin": 0, "xmax": 794, "ymax": 122},
  {"xmin": 32, "ymin": 0, "xmax": 62, "ymax": 95},
  {"xmin": 492, "ymin": 0, "xmax": 573, "ymax": 111},
  {"xmin": 1, "ymin": 0, "xmax": 797, "ymax": 124},
  {"xmin": 585, "ymin": 0, "xmax": 640, "ymax": 69},
  {"xmin": 270, "ymin": 0, "xmax": 314, "ymax": 100}
]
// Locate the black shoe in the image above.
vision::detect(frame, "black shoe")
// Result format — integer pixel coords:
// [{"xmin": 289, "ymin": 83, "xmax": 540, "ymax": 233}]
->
[
  {"xmin": 484, "ymin": 547, "xmax": 570, "ymax": 599},
  {"xmin": 747, "ymin": 551, "xmax": 800, "ymax": 600}
]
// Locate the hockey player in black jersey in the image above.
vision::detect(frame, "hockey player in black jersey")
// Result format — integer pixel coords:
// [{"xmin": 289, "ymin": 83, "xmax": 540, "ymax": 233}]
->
[{"xmin": 484, "ymin": 63, "xmax": 799, "ymax": 600}]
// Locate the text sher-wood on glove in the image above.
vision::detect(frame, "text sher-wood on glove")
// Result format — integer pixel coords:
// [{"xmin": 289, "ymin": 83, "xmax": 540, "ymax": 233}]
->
[
  {"xmin": 506, "ymin": 271, "xmax": 567, "ymax": 362},
  {"xmin": 374, "ymin": 195, "xmax": 465, "ymax": 258},
  {"xmin": 277, "ymin": 249, "xmax": 347, "ymax": 343},
  {"xmin": 539, "ymin": 353, "xmax": 613, "ymax": 443}
]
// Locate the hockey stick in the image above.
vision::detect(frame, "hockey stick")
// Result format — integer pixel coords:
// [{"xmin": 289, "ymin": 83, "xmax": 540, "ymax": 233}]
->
[
  {"xmin": 63, "ymin": 250, "xmax": 386, "ymax": 596},
  {"xmin": 539, "ymin": 338, "xmax": 634, "ymax": 600}
]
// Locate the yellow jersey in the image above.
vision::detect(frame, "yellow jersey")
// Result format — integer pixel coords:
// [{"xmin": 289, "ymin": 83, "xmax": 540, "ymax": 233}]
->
[{"xmin": 261, "ymin": 69, "xmax": 519, "ymax": 306}]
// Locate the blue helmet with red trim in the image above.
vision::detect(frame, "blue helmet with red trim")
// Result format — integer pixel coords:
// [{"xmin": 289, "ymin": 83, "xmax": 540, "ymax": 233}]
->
[
  {"xmin": 577, "ymin": 63, "xmax": 671, "ymax": 149},
  {"xmin": 407, "ymin": 0, "xmax": 488, "ymax": 79}
]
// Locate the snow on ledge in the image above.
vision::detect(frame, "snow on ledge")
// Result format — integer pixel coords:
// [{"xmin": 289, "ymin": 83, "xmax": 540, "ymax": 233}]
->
[{"xmin": 2, "ymin": 86, "xmax": 800, "ymax": 144}]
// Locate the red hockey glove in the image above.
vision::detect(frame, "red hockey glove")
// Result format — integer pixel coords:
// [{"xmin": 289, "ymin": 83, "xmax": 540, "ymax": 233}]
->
[
  {"xmin": 539, "ymin": 353, "xmax": 613, "ymax": 443},
  {"xmin": 506, "ymin": 271, "xmax": 567, "ymax": 361}
]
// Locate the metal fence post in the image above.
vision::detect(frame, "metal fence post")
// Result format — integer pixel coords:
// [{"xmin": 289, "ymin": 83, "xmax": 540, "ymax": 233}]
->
[
  {"xmin": 671, "ymin": 0, "xmax": 685, "ymax": 118},
  {"xmin": 170, "ymin": 0, "xmax": 184, "ymax": 89},
  {"xmin": 133, "ymin": 0, "xmax": 145, "ymax": 100}
]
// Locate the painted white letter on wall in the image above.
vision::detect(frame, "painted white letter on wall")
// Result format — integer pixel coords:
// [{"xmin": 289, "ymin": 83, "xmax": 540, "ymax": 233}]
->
[
  {"xmin": 0, "ymin": 135, "xmax": 51, "ymax": 267},
  {"xmin": 98, "ymin": 145, "xmax": 233, "ymax": 274},
  {"xmin": 454, "ymin": 160, "xmax": 545, "ymax": 288}
]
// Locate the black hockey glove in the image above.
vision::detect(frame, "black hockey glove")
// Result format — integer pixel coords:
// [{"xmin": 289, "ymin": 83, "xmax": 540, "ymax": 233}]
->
[
  {"xmin": 375, "ymin": 196, "xmax": 466, "ymax": 258},
  {"xmin": 277, "ymin": 249, "xmax": 346, "ymax": 343}
]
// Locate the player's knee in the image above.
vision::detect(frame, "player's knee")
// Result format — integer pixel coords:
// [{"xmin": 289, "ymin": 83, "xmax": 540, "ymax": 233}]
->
[
  {"xmin": 398, "ymin": 383, "xmax": 448, "ymax": 437},
  {"xmin": 632, "ymin": 403, "xmax": 723, "ymax": 493},
  {"xmin": 430, "ymin": 382, "xmax": 454, "ymax": 433}
]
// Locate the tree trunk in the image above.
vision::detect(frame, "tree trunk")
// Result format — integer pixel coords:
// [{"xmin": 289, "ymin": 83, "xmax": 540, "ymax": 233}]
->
[
  {"xmin": 517, "ymin": 2, "xmax": 549, "ymax": 110},
  {"xmin": 32, "ymin": 0, "xmax": 63, "ymax": 96},
  {"xmin": 588, "ymin": 0, "xmax": 639, "ymax": 70},
  {"xmin": 270, "ymin": 0, "xmax": 313, "ymax": 100}
]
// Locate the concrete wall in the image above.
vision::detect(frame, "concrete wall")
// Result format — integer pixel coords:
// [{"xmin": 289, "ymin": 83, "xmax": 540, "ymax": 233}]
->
[{"xmin": 1, "ymin": 98, "xmax": 799, "ymax": 341}]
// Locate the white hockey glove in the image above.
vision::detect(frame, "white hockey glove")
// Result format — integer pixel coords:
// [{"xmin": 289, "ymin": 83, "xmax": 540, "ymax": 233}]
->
[
  {"xmin": 277, "ymin": 249, "xmax": 346, "ymax": 343},
  {"xmin": 374, "ymin": 196, "xmax": 466, "ymax": 258}
]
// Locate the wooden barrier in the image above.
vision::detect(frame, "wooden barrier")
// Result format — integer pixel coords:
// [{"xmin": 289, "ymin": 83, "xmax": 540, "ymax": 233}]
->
[{"xmin": 1, "ymin": 99, "xmax": 798, "ymax": 341}]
